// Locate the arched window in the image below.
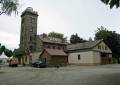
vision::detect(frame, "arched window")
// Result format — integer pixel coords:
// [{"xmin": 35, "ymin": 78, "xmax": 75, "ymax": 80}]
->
[{"xmin": 78, "ymin": 54, "xmax": 81, "ymax": 60}]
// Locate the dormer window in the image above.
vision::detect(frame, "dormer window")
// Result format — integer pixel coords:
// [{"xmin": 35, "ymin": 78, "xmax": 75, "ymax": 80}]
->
[
  {"xmin": 98, "ymin": 45, "xmax": 101, "ymax": 49},
  {"xmin": 102, "ymin": 45, "xmax": 104, "ymax": 50},
  {"xmin": 105, "ymin": 46, "xmax": 108, "ymax": 50}
]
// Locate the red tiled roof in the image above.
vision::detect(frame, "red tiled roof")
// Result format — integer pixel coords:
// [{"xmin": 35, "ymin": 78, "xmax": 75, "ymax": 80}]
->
[{"xmin": 42, "ymin": 49, "xmax": 68, "ymax": 56}]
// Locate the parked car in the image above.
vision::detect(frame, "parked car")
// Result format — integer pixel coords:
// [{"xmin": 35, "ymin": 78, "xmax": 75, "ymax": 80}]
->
[
  {"xmin": 9, "ymin": 58, "xmax": 18, "ymax": 67},
  {"xmin": 32, "ymin": 59, "xmax": 46, "ymax": 68}
]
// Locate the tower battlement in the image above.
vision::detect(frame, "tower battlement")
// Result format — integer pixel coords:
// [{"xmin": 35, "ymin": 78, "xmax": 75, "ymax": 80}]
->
[{"xmin": 21, "ymin": 7, "xmax": 38, "ymax": 17}]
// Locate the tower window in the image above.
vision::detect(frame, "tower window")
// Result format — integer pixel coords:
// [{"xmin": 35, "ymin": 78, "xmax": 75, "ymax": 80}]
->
[
  {"xmin": 30, "ymin": 27, "xmax": 33, "ymax": 32},
  {"xmin": 78, "ymin": 54, "xmax": 81, "ymax": 60},
  {"xmin": 29, "ymin": 46, "xmax": 33, "ymax": 52},
  {"xmin": 30, "ymin": 17, "xmax": 35, "ymax": 23},
  {"xmin": 30, "ymin": 17, "xmax": 32, "ymax": 23},
  {"xmin": 30, "ymin": 36, "xmax": 32, "ymax": 41}
]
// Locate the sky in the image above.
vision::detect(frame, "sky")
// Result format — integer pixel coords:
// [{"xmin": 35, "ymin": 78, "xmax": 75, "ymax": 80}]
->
[{"xmin": 0, "ymin": 0, "xmax": 120, "ymax": 50}]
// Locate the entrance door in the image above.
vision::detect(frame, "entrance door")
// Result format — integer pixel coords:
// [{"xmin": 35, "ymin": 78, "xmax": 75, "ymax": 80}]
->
[
  {"xmin": 44, "ymin": 58, "xmax": 46, "ymax": 64},
  {"xmin": 101, "ymin": 53, "xmax": 111, "ymax": 64}
]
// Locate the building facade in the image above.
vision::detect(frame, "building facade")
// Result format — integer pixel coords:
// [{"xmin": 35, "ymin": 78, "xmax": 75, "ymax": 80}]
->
[
  {"xmin": 40, "ymin": 49, "xmax": 68, "ymax": 66},
  {"xmin": 19, "ymin": 7, "xmax": 67, "ymax": 65},
  {"xmin": 19, "ymin": 7, "xmax": 112, "ymax": 65},
  {"xmin": 36, "ymin": 34, "xmax": 67, "ymax": 51},
  {"xmin": 67, "ymin": 40, "xmax": 112, "ymax": 65}
]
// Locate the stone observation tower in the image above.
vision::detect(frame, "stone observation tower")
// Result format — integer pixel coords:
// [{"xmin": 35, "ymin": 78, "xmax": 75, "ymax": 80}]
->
[{"xmin": 20, "ymin": 7, "xmax": 38, "ymax": 52}]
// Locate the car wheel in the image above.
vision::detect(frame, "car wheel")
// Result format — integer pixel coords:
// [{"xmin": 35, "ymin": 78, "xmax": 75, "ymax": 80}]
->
[
  {"xmin": 15, "ymin": 64, "xmax": 18, "ymax": 67},
  {"xmin": 37, "ymin": 64, "xmax": 40, "ymax": 68}
]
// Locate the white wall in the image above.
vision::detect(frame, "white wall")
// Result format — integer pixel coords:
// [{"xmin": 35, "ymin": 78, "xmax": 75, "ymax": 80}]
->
[
  {"xmin": 68, "ymin": 51, "xmax": 94, "ymax": 64},
  {"xmin": 93, "ymin": 51, "xmax": 101, "ymax": 64},
  {"xmin": 68, "ymin": 51, "xmax": 101, "ymax": 65}
]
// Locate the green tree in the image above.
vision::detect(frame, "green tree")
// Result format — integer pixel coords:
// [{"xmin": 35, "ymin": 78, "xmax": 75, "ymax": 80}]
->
[
  {"xmin": 4, "ymin": 48, "xmax": 13, "ymax": 58},
  {"xmin": 48, "ymin": 32, "xmax": 67, "ymax": 42},
  {"xmin": 101, "ymin": 0, "xmax": 120, "ymax": 8},
  {"xmin": 70, "ymin": 33, "xmax": 86, "ymax": 44},
  {"xmin": 95, "ymin": 26, "xmax": 120, "ymax": 63},
  {"xmin": 13, "ymin": 48, "xmax": 25, "ymax": 65},
  {"xmin": 0, "ymin": 44, "xmax": 5, "ymax": 55},
  {"xmin": 13, "ymin": 48, "xmax": 25, "ymax": 58},
  {"xmin": 0, "ymin": 0, "xmax": 19, "ymax": 15}
]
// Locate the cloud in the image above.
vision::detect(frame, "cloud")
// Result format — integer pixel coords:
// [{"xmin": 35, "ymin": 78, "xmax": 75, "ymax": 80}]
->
[{"xmin": 0, "ymin": 31, "xmax": 19, "ymax": 49}]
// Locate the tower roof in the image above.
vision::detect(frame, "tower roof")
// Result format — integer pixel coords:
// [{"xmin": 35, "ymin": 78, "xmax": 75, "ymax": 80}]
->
[{"xmin": 21, "ymin": 7, "xmax": 38, "ymax": 17}]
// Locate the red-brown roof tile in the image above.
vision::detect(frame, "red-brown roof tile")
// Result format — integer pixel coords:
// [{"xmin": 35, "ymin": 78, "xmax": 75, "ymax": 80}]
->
[{"xmin": 42, "ymin": 49, "xmax": 68, "ymax": 56}]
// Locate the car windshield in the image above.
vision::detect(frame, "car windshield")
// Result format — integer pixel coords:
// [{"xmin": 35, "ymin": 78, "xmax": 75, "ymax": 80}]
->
[{"xmin": 35, "ymin": 60, "xmax": 42, "ymax": 64}]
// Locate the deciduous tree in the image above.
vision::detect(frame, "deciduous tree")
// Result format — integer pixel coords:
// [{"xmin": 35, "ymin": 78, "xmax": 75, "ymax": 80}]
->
[
  {"xmin": 4, "ymin": 48, "xmax": 13, "ymax": 58},
  {"xmin": 0, "ymin": 44, "xmax": 5, "ymax": 55},
  {"xmin": 101, "ymin": 0, "xmax": 120, "ymax": 9},
  {"xmin": 48, "ymin": 32, "xmax": 67, "ymax": 42},
  {"xmin": 13, "ymin": 48, "xmax": 25, "ymax": 65},
  {"xmin": 70, "ymin": 33, "xmax": 86, "ymax": 44},
  {"xmin": 0, "ymin": 0, "xmax": 19, "ymax": 15}
]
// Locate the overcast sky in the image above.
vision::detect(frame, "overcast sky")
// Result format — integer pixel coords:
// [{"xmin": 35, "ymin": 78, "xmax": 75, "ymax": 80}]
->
[{"xmin": 0, "ymin": 0, "xmax": 120, "ymax": 50}]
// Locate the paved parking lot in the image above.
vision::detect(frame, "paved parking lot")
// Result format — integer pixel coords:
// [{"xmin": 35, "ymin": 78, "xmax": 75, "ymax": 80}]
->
[{"xmin": 0, "ymin": 64, "xmax": 120, "ymax": 85}]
